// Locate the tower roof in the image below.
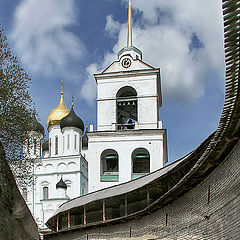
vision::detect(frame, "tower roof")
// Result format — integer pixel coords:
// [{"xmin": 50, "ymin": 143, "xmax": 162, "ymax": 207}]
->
[
  {"xmin": 46, "ymin": 82, "xmax": 70, "ymax": 129},
  {"xmin": 60, "ymin": 98, "xmax": 84, "ymax": 132}
]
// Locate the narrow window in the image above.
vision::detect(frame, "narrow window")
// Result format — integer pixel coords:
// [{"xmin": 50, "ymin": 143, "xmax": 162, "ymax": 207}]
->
[
  {"xmin": 55, "ymin": 136, "xmax": 58, "ymax": 155},
  {"xmin": 166, "ymin": 213, "xmax": 168, "ymax": 226},
  {"xmin": 43, "ymin": 186, "xmax": 49, "ymax": 199},
  {"xmin": 63, "ymin": 136, "xmax": 65, "ymax": 151},
  {"xmin": 49, "ymin": 138, "xmax": 51, "ymax": 156},
  {"xmin": 74, "ymin": 135, "xmax": 77, "ymax": 150},
  {"xmin": 101, "ymin": 149, "xmax": 119, "ymax": 182},
  {"xmin": 27, "ymin": 139, "xmax": 30, "ymax": 153},
  {"xmin": 22, "ymin": 188, "xmax": 27, "ymax": 202},
  {"xmin": 33, "ymin": 139, "xmax": 37, "ymax": 155},
  {"xmin": 67, "ymin": 134, "xmax": 70, "ymax": 149},
  {"xmin": 116, "ymin": 86, "xmax": 137, "ymax": 130},
  {"xmin": 132, "ymin": 148, "xmax": 150, "ymax": 174}
]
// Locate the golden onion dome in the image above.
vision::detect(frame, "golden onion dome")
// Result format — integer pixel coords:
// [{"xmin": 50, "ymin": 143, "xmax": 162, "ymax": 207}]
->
[{"xmin": 46, "ymin": 90, "xmax": 70, "ymax": 129}]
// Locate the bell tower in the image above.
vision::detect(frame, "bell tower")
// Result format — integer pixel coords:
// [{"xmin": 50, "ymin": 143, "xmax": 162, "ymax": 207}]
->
[
  {"xmin": 95, "ymin": 0, "xmax": 162, "ymax": 131},
  {"xmin": 87, "ymin": 0, "xmax": 167, "ymax": 192}
]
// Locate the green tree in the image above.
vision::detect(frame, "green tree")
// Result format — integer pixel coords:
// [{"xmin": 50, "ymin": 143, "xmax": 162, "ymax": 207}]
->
[{"xmin": 0, "ymin": 27, "xmax": 35, "ymax": 186}]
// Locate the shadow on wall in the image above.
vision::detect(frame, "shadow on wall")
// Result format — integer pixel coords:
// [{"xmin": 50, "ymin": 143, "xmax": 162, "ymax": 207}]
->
[{"xmin": 0, "ymin": 141, "xmax": 39, "ymax": 240}]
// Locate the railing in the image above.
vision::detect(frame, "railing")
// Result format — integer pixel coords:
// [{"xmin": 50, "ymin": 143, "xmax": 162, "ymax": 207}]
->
[{"xmin": 117, "ymin": 123, "xmax": 135, "ymax": 130}]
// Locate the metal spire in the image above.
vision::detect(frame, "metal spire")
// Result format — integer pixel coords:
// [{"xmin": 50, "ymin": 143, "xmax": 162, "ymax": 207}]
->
[{"xmin": 127, "ymin": 0, "xmax": 133, "ymax": 47}]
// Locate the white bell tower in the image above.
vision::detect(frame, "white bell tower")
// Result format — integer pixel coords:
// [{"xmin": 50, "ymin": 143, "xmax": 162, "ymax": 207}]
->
[{"xmin": 86, "ymin": 0, "xmax": 168, "ymax": 193}]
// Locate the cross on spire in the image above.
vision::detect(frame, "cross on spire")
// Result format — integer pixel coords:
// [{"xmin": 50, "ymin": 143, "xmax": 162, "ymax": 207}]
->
[
  {"xmin": 72, "ymin": 96, "xmax": 74, "ymax": 107},
  {"xmin": 127, "ymin": 0, "xmax": 133, "ymax": 48},
  {"xmin": 61, "ymin": 81, "xmax": 64, "ymax": 94}
]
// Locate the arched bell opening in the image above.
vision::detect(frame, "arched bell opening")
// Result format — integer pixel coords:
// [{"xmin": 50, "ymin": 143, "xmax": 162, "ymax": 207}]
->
[
  {"xmin": 131, "ymin": 148, "xmax": 150, "ymax": 180},
  {"xmin": 116, "ymin": 86, "xmax": 137, "ymax": 130},
  {"xmin": 100, "ymin": 149, "xmax": 119, "ymax": 182}
]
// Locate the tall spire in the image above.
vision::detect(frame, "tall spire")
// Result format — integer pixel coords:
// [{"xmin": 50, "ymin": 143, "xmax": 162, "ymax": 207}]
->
[{"xmin": 127, "ymin": 0, "xmax": 133, "ymax": 47}]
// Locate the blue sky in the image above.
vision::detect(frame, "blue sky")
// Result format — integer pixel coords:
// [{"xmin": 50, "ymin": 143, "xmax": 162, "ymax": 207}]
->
[{"xmin": 0, "ymin": 0, "xmax": 225, "ymax": 163}]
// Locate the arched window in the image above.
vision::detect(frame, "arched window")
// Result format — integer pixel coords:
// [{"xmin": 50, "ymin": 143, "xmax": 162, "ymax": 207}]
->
[
  {"xmin": 55, "ymin": 136, "xmax": 58, "ymax": 155},
  {"xmin": 100, "ymin": 149, "xmax": 119, "ymax": 182},
  {"xmin": 132, "ymin": 148, "xmax": 150, "ymax": 179},
  {"xmin": 43, "ymin": 186, "xmax": 49, "ymax": 199},
  {"xmin": 74, "ymin": 135, "xmax": 77, "ymax": 150},
  {"xmin": 33, "ymin": 139, "xmax": 37, "ymax": 155},
  {"xmin": 116, "ymin": 86, "xmax": 137, "ymax": 130},
  {"xmin": 67, "ymin": 134, "xmax": 70, "ymax": 149},
  {"xmin": 49, "ymin": 138, "xmax": 52, "ymax": 156}
]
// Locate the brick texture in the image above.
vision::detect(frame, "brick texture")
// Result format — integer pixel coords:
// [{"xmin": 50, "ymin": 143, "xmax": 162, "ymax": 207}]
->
[{"xmin": 45, "ymin": 141, "xmax": 240, "ymax": 240}]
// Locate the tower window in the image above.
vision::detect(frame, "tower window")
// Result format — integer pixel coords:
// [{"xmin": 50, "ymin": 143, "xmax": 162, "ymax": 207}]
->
[
  {"xmin": 74, "ymin": 135, "xmax": 77, "ymax": 150},
  {"xmin": 49, "ymin": 138, "xmax": 51, "ymax": 156},
  {"xmin": 67, "ymin": 134, "xmax": 70, "ymax": 149},
  {"xmin": 132, "ymin": 148, "xmax": 150, "ymax": 174},
  {"xmin": 101, "ymin": 149, "xmax": 119, "ymax": 182},
  {"xmin": 55, "ymin": 136, "xmax": 58, "ymax": 155},
  {"xmin": 63, "ymin": 136, "xmax": 65, "ymax": 151},
  {"xmin": 43, "ymin": 186, "xmax": 49, "ymax": 199},
  {"xmin": 116, "ymin": 86, "xmax": 137, "ymax": 130},
  {"xmin": 33, "ymin": 139, "xmax": 37, "ymax": 155}
]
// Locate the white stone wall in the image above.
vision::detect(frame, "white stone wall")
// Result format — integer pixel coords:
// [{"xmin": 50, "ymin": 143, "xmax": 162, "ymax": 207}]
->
[
  {"xmin": 26, "ymin": 154, "xmax": 88, "ymax": 229},
  {"xmin": 87, "ymin": 130, "xmax": 167, "ymax": 193},
  {"xmin": 48, "ymin": 125, "xmax": 82, "ymax": 157},
  {"xmin": 96, "ymin": 68, "xmax": 161, "ymax": 131}
]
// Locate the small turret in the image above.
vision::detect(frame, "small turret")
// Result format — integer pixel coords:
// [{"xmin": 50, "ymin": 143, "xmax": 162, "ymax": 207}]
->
[{"xmin": 56, "ymin": 177, "xmax": 68, "ymax": 199}]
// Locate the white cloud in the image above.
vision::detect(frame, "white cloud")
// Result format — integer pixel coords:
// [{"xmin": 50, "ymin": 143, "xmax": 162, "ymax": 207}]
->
[
  {"xmin": 105, "ymin": 15, "xmax": 121, "ymax": 38},
  {"xmin": 81, "ymin": 0, "xmax": 224, "ymax": 103},
  {"xmin": 10, "ymin": 0, "xmax": 85, "ymax": 78},
  {"xmin": 79, "ymin": 64, "xmax": 98, "ymax": 106}
]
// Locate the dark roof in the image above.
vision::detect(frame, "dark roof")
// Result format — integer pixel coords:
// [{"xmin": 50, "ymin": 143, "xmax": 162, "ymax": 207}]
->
[
  {"xmin": 60, "ymin": 106, "xmax": 84, "ymax": 131},
  {"xmin": 82, "ymin": 134, "xmax": 88, "ymax": 149},
  {"xmin": 31, "ymin": 114, "xmax": 45, "ymax": 137},
  {"xmin": 56, "ymin": 178, "xmax": 67, "ymax": 189},
  {"xmin": 42, "ymin": 141, "xmax": 49, "ymax": 152}
]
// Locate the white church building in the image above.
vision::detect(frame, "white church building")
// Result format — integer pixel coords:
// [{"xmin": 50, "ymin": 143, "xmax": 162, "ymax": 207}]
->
[{"xmin": 22, "ymin": 0, "xmax": 168, "ymax": 230}]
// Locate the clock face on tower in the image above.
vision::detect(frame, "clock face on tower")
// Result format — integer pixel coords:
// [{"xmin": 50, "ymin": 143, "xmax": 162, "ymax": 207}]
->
[{"xmin": 122, "ymin": 58, "xmax": 131, "ymax": 68}]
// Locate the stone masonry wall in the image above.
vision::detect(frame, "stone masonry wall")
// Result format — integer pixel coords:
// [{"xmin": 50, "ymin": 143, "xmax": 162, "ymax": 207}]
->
[
  {"xmin": 0, "ymin": 142, "xmax": 39, "ymax": 240},
  {"xmin": 45, "ymin": 141, "xmax": 240, "ymax": 240}
]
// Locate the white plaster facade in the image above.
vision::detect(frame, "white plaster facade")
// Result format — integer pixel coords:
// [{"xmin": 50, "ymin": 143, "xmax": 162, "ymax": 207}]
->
[
  {"xmin": 85, "ymin": 47, "xmax": 168, "ymax": 192},
  {"xmin": 23, "ymin": 124, "xmax": 88, "ymax": 229}
]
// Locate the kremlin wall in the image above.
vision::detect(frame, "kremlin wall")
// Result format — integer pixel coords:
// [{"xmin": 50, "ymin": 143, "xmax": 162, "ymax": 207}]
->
[{"xmin": 0, "ymin": 1, "xmax": 238, "ymax": 240}]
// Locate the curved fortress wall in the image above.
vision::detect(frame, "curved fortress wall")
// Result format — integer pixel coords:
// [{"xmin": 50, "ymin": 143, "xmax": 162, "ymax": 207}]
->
[{"xmin": 44, "ymin": 141, "xmax": 240, "ymax": 240}]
